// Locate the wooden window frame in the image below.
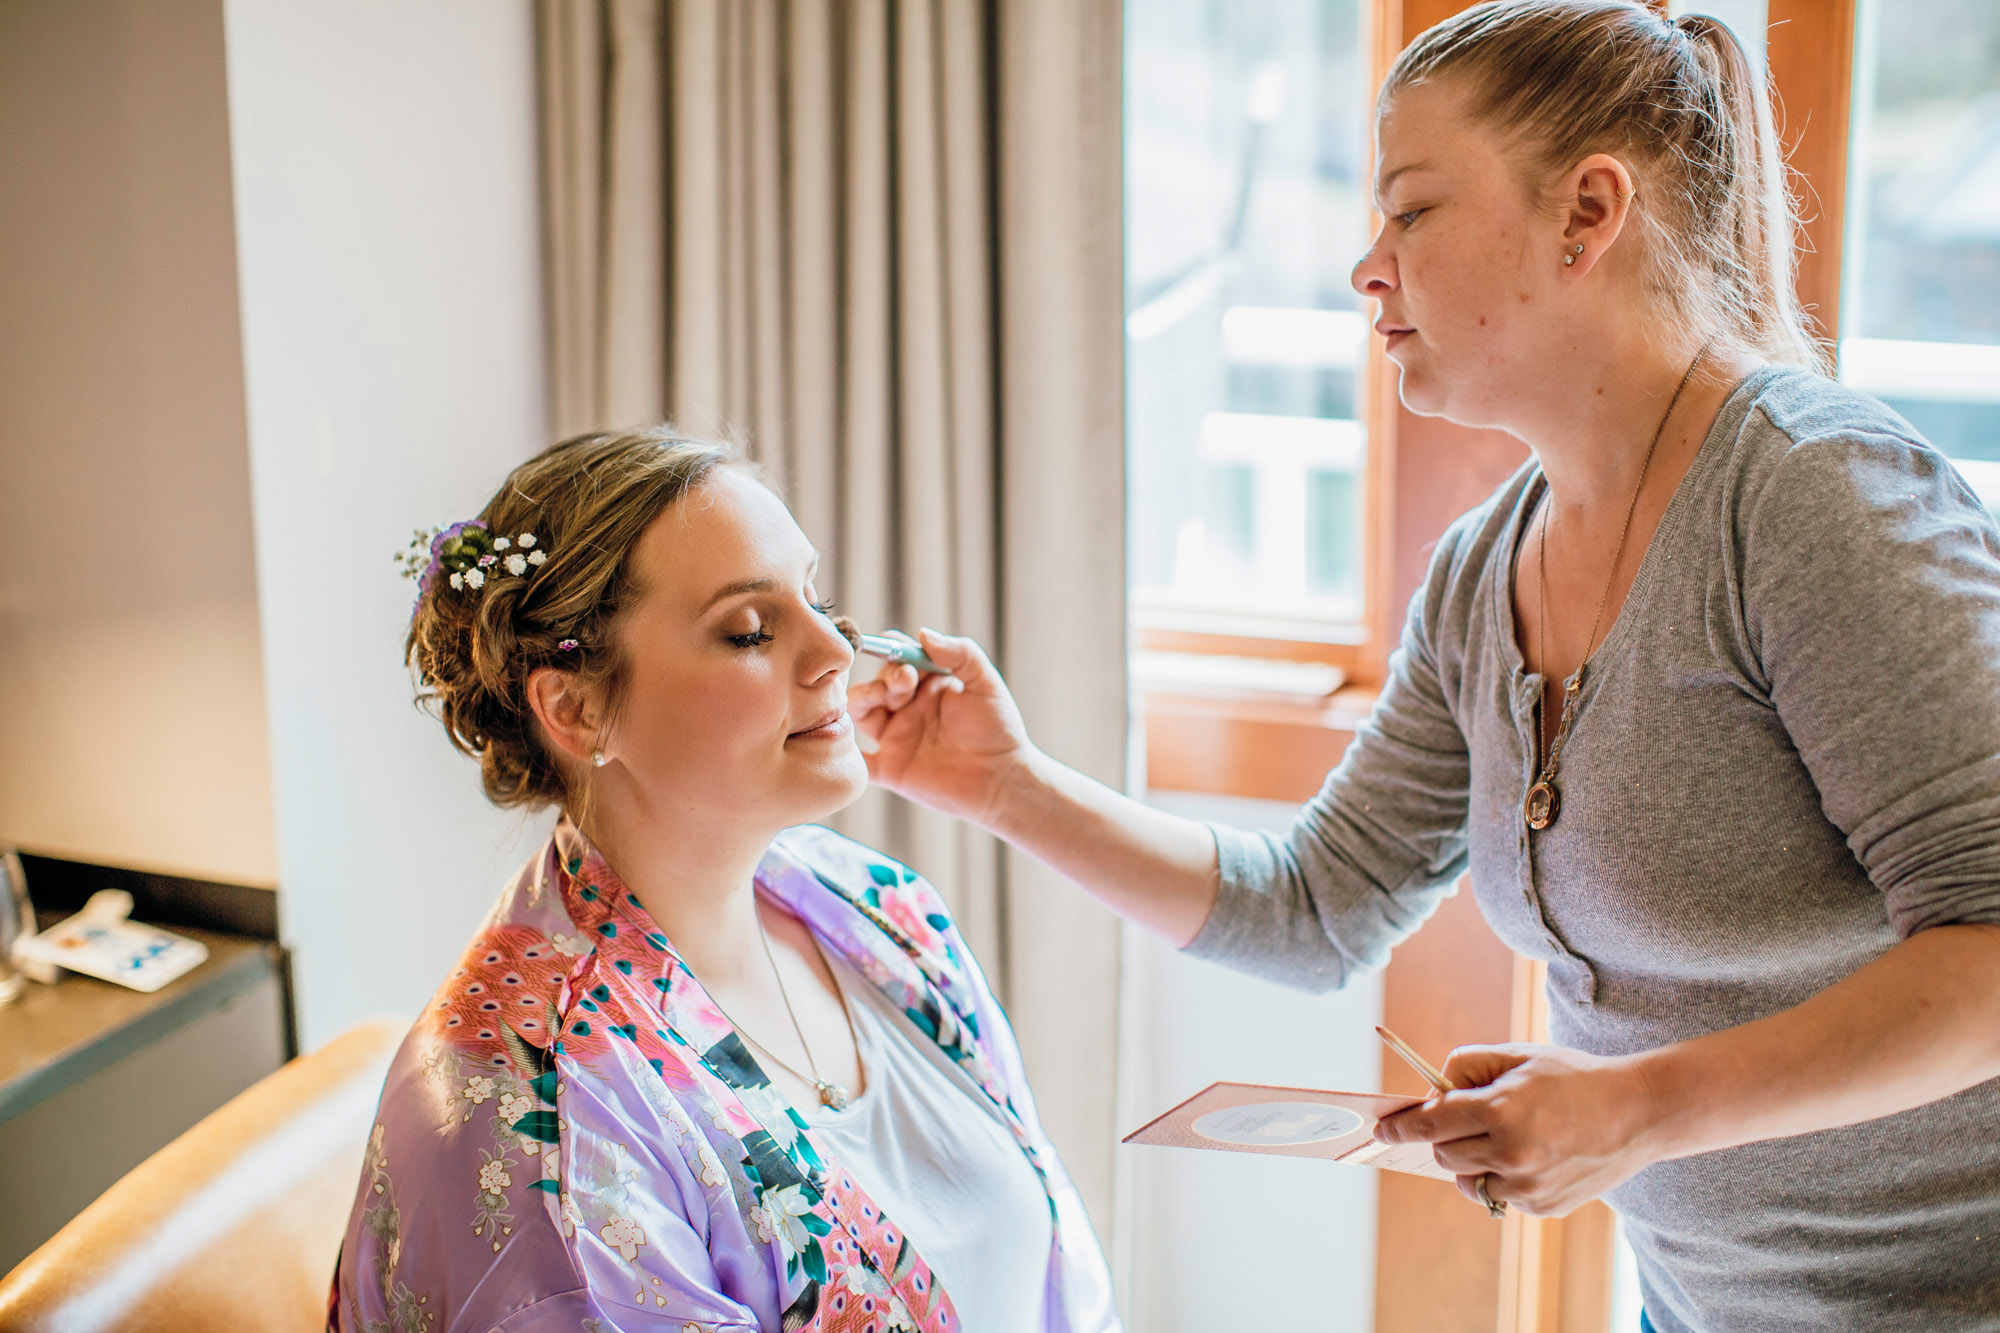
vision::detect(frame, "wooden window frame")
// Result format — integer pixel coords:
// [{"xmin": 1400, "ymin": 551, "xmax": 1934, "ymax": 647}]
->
[
  {"xmin": 1133, "ymin": 0, "xmax": 1862, "ymax": 1328},
  {"xmin": 1135, "ymin": 0, "xmax": 1550, "ymax": 802}
]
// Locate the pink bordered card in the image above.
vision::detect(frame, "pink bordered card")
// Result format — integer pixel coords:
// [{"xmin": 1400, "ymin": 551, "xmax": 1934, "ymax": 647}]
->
[{"xmin": 1122, "ymin": 1081, "xmax": 1457, "ymax": 1182}]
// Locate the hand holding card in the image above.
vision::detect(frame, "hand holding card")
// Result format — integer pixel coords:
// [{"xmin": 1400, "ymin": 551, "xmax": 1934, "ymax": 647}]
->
[{"xmin": 1122, "ymin": 1081, "xmax": 1456, "ymax": 1183}]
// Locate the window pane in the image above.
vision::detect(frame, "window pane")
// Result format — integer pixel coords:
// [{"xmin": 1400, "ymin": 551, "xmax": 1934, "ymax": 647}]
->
[
  {"xmin": 1839, "ymin": 0, "xmax": 2000, "ymax": 504},
  {"xmin": 1125, "ymin": 0, "xmax": 1373, "ymax": 627}
]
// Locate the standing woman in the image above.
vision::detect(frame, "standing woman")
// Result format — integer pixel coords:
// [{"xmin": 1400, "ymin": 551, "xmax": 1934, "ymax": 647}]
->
[{"xmin": 851, "ymin": 2, "xmax": 2000, "ymax": 1329}]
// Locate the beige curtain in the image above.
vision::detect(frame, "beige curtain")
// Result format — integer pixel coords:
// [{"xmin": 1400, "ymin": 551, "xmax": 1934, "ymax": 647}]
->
[{"xmin": 535, "ymin": 0, "xmax": 1128, "ymax": 1232}]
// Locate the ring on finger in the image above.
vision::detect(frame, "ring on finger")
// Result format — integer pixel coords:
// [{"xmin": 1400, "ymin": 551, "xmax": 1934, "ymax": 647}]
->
[{"xmin": 1475, "ymin": 1174, "xmax": 1506, "ymax": 1219}]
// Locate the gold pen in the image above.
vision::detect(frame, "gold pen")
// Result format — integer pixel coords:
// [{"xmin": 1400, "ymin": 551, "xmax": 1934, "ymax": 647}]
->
[{"xmin": 1375, "ymin": 1024, "xmax": 1507, "ymax": 1219}]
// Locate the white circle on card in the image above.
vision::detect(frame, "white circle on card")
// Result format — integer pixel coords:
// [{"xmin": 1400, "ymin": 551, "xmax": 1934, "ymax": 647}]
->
[{"xmin": 1191, "ymin": 1101, "xmax": 1365, "ymax": 1147}]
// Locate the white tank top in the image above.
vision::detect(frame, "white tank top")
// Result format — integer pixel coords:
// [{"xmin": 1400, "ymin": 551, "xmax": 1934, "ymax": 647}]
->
[{"xmin": 806, "ymin": 952, "xmax": 1054, "ymax": 1333}]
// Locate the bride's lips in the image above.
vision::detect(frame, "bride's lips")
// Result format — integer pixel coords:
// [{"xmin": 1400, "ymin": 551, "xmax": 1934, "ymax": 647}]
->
[{"xmin": 788, "ymin": 708, "xmax": 851, "ymax": 741}]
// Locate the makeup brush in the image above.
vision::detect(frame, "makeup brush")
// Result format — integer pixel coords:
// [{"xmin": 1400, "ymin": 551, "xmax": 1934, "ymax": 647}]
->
[{"xmin": 833, "ymin": 617, "xmax": 954, "ymax": 676}]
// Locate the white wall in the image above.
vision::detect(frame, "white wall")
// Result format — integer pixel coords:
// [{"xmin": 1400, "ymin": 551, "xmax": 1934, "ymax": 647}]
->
[
  {"xmin": 1122, "ymin": 791, "xmax": 1382, "ymax": 1333},
  {"xmin": 0, "ymin": 0, "xmax": 277, "ymax": 888},
  {"xmin": 222, "ymin": 0, "xmax": 553, "ymax": 1048}
]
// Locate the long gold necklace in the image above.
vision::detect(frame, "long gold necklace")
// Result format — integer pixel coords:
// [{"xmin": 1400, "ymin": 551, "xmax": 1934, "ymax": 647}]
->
[{"xmin": 1523, "ymin": 343, "xmax": 1708, "ymax": 832}]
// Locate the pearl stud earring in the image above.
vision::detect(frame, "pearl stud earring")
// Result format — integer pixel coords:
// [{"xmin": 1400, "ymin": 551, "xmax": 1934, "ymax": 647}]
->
[
  {"xmin": 1564, "ymin": 243, "xmax": 1584, "ymax": 267},
  {"xmin": 592, "ymin": 750, "xmax": 609, "ymax": 767}
]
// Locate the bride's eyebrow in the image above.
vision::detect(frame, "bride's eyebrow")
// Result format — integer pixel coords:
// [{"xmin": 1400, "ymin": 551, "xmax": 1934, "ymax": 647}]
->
[
  {"xmin": 697, "ymin": 554, "xmax": 823, "ymax": 615},
  {"xmin": 701, "ymin": 577, "xmax": 777, "ymax": 613}
]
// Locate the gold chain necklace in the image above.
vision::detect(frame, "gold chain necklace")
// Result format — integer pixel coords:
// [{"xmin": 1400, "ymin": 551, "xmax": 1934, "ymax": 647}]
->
[{"xmin": 1523, "ymin": 343, "xmax": 1709, "ymax": 832}]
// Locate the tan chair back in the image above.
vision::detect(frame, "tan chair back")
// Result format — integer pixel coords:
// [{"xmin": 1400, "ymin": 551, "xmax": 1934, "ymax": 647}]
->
[{"xmin": 0, "ymin": 1019, "xmax": 403, "ymax": 1333}]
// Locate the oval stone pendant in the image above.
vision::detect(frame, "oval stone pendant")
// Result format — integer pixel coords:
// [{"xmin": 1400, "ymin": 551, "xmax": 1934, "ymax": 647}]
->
[{"xmin": 1523, "ymin": 779, "xmax": 1560, "ymax": 831}]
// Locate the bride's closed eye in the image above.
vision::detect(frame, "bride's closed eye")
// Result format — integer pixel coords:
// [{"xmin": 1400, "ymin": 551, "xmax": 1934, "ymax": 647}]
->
[{"xmin": 724, "ymin": 596, "xmax": 837, "ymax": 649}]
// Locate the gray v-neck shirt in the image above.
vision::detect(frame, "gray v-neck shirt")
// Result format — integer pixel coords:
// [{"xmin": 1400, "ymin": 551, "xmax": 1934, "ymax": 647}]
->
[{"xmin": 1187, "ymin": 365, "xmax": 2000, "ymax": 1330}]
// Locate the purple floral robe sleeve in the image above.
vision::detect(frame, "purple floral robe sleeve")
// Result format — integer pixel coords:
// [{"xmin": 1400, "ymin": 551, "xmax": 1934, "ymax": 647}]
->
[{"xmin": 329, "ymin": 822, "xmax": 1120, "ymax": 1333}]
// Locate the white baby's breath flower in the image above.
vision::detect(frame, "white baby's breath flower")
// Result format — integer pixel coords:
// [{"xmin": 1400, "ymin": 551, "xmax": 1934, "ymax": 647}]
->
[
  {"xmin": 449, "ymin": 571, "xmax": 464, "ymax": 591},
  {"xmin": 493, "ymin": 536, "xmax": 511, "ymax": 550},
  {"xmin": 503, "ymin": 553, "xmax": 528, "ymax": 576},
  {"xmin": 518, "ymin": 533, "xmax": 537, "ymax": 548},
  {"xmin": 465, "ymin": 568, "xmax": 486, "ymax": 590},
  {"xmin": 526, "ymin": 549, "xmax": 547, "ymax": 566}
]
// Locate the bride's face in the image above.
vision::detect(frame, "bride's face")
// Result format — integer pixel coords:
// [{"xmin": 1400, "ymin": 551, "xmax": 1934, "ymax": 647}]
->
[{"xmin": 598, "ymin": 468, "xmax": 867, "ymax": 833}]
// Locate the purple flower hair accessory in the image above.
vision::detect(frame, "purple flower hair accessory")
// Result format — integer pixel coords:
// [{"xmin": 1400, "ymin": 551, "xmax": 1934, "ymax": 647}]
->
[{"xmin": 396, "ymin": 521, "xmax": 551, "ymax": 618}]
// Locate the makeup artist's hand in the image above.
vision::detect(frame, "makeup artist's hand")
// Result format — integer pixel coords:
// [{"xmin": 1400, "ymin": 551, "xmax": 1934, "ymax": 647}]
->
[
  {"xmin": 1373, "ymin": 1042, "xmax": 1664, "ymax": 1217},
  {"xmin": 848, "ymin": 630, "xmax": 1039, "ymax": 826}
]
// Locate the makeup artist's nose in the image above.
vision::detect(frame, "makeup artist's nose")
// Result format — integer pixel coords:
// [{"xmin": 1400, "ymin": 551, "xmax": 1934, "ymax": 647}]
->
[{"xmin": 1352, "ymin": 227, "xmax": 1397, "ymax": 298}]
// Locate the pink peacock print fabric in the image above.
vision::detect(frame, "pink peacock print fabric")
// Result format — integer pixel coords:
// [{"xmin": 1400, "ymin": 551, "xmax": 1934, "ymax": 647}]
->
[{"xmin": 327, "ymin": 820, "xmax": 1119, "ymax": 1333}]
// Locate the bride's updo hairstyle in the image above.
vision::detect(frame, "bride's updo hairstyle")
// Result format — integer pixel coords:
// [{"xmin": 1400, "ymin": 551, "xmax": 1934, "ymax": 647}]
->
[
  {"xmin": 407, "ymin": 428, "xmax": 736, "ymax": 809},
  {"xmin": 1387, "ymin": 0, "xmax": 1825, "ymax": 370}
]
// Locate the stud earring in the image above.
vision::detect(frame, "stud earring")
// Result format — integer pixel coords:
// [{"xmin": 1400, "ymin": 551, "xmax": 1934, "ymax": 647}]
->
[
  {"xmin": 1564, "ymin": 243, "xmax": 1584, "ymax": 267},
  {"xmin": 591, "ymin": 751, "xmax": 609, "ymax": 768}
]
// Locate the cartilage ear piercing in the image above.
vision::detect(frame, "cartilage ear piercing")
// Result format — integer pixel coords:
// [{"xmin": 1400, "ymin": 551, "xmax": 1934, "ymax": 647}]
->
[
  {"xmin": 1564, "ymin": 243, "xmax": 1584, "ymax": 267},
  {"xmin": 592, "ymin": 750, "xmax": 609, "ymax": 767}
]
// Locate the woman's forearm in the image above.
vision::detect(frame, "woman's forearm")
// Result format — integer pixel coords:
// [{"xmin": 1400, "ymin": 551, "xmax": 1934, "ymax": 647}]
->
[
  {"xmin": 1378, "ymin": 921, "xmax": 2000, "ymax": 1218},
  {"xmin": 849, "ymin": 632, "xmax": 1224, "ymax": 944},
  {"xmin": 1638, "ymin": 922, "xmax": 2000, "ymax": 1162},
  {"xmin": 987, "ymin": 747, "xmax": 1221, "ymax": 947}
]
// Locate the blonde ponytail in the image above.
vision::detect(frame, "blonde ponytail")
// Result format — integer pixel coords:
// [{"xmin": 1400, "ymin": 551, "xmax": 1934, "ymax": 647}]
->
[{"xmin": 1674, "ymin": 12, "xmax": 1823, "ymax": 369}]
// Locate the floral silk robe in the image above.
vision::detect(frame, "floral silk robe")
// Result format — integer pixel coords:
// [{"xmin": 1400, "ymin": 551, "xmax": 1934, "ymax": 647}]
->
[{"xmin": 329, "ymin": 822, "xmax": 1119, "ymax": 1333}]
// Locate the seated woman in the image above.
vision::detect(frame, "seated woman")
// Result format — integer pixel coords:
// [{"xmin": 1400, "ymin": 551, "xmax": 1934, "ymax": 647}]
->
[{"xmin": 331, "ymin": 429, "xmax": 1117, "ymax": 1333}]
